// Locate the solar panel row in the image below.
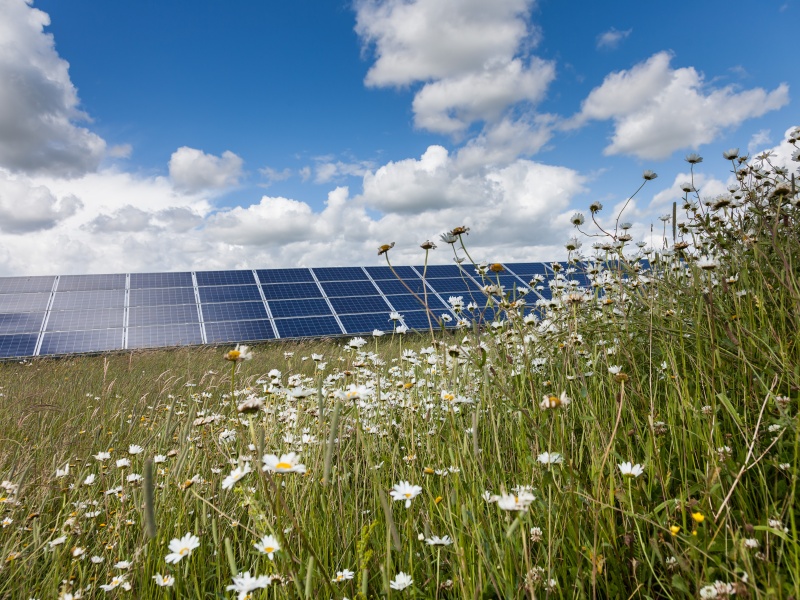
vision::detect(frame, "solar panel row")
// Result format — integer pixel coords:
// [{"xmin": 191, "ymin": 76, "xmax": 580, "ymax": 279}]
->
[{"xmin": 0, "ymin": 263, "xmax": 553, "ymax": 358}]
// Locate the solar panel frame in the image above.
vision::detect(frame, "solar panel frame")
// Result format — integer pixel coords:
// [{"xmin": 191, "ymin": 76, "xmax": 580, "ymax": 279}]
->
[
  {"xmin": 195, "ymin": 270, "xmax": 256, "ymax": 286},
  {"xmin": 312, "ymin": 266, "xmax": 369, "ymax": 281},
  {"xmin": 198, "ymin": 285, "xmax": 262, "ymax": 303},
  {"xmin": 128, "ymin": 287, "xmax": 197, "ymax": 306},
  {"xmin": 364, "ymin": 265, "xmax": 418, "ymax": 280},
  {"xmin": 129, "ymin": 272, "xmax": 194, "ymax": 289},
  {"xmin": 319, "ymin": 280, "xmax": 380, "ymax": 297},
  {"xmin": 256, "ymin": 268, "xmax": 315, "ymax": 284},
  {"xmin": 57, "ymin": 274, "xmax": 126, "ymax": 291},
  {"xmin": 415, "ymin": 264, "xmax": 464, "ymax": 278},
  {"xmin": 260, "ymin": 282, "xmax": 323, "ymax": 301}
]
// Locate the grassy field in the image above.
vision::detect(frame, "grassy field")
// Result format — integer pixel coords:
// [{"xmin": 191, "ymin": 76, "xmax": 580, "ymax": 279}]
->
[{"xmin": 0, "ymin": 139, "xmax": 799, "ymax": 599}]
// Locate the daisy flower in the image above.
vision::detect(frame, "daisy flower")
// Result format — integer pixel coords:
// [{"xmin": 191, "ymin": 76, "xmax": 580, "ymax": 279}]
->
[
  {"xmin": 537, "ymin": 452, "xmax": 564, "ymax": 465},
  {"xmin": 496, "ymin": 492, "xmax": 536, "ymax": 511},
  {"xmin": 222, "ymin": 463, "xmax": 252, "ymax": 490},
  {"xmin": 152, "ymin": 573, "xmax": 175, "ymax": 587},
  {"xmin": 164, "ymin": 533, "xmax": 200, "ymax": 564},
  {"xmin": 226, "ymin": 572, "xmax": 272, "ymax": 600},
  {"xmin": 618, "ymin": 462, "xmax": 645, "ymax": 478},
  {"xmin": 332, "ymin": 569, "xmax": 355, "ymax": 582},
  {"xmin": 261, "ymin": 452, "xmax": 306, "ymax": 474},
  {"xmin": 424, "ymin": 535, "xmax": 453, "ymax": 546},
  {"xmin": 389, "ymin": 481, "xmax": 422, "ymax": 508},
  {"xmin": 253, "ymin": 534, "xmax": 280, "ymax": 560},
  {"xmin": 390, "ymin": 571, "xmax": 413, "ymax": 591}
]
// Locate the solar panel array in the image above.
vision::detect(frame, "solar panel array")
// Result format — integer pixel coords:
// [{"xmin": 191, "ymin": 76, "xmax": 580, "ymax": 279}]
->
[{"xmin": 0, "ymin": 262, "xmax": 570, "ymax": 358}]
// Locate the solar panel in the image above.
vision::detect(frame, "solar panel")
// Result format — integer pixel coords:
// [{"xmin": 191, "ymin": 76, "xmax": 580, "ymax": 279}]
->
[
  {"xmin": 201, "ymin": 301, "xmax": 268, "ymax": 322},
  {"xmin": 0, "ymin": 312, "xmax": 46, "ymax": 335},
  {"xmin": 374, "ymin": 278, "xmax": 426, "ymax": 295},
  {"xmin": 256, "ymin": 268, "xmax": 314, "ymax": 284},
  {"xmin": 313, "ymin": 267, "xmax": 369, "ymax": 281},
  {"xmin": 274, "ymin": 316, "xmax": 343, "ymax": 338},
  {"xmin": 267, "ymin": 298, "xmax": 332, "ymax": 318},
  {"xmin": 129, "ymin": 272, "xmax": 194, "ymax": 288},
  {"xmin": 396, "ymin": 310, "xmax": 452, "ymax": 330},
  {"xmin": 0, "ymin": 293, "xmax": 51, "ymax": 313},
  {"xmin": 51, "ymin": 290, "xmax": 125, "ymax": 311},
  {"xmin": 58, "ymin": 274, "xmax": 126, "ymax": 291},
  {"xmin": 319, "ymin": 280, "xmax": 379, "ymax": 297},
  {"xmin": 427, "ymin": 278, "xmax": 483, "ymax": 293},
  {"xmin": 129, "ymin": 287, "xmax": 196, "ymax": 306},
  {"xmin": 0, "ymin": 333, "xmax": 38, "ymax": 357},
  {"xmin": 45, "ymin": 308, "xmax": 125, "ymax": 331},
  {"xmin": 198, "ymin": 285, "xmax": 262, "ymax": 303},
  {"xmin": 204, "ymin": 320, "xmax": 275, "ymax": 343},
  {"xmin": 417, "ymin": 264, "xmax": 463, "ymax": 278},
  {"xmin": 340, "ymin": 312, "xmax": 400, "ymax": 334},
  {"xmin": 261, "ymin": 282, "xmax": 323, "ymax": 300},
  {"xmin": 195, "ymin": 270, "xmax": 255, "ymax": 286},
  {"xmin": 384, "ymin": 294, "xmax": 447, "ymax": 312},
  {"xmin": 329, "ymin": 295, "xmax": 389, "ymax": 314},
  {"xmin": 0, "ymin": 276, "xmax": 55, "ymax": 294},
  {"xmin": 127, "ymin": 324, "xmax": 204, "ymax": 349},
  {"xmin": 364, "ymin": 265, "xmax": 417, "ymax": 280},
  {"xmin": 504, "ymin": 262, "xmax": 548, "ymax": 275},
  {"xmin": 39, "ymin": 329, "xmax": 124, "ymax": 355},
  {"xmin": 128, "ymin": 304, "xmax": 200, "ymax": 327}
]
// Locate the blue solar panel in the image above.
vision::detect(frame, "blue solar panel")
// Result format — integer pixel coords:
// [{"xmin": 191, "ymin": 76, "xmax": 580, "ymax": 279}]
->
[
  {"xmin": 427, "ymin": 278, "xmax": 483, "ymax": 293},
  {"xmin": 129, "ymin": 272, "xmax": 194, "ymax": 289},
  {"xmin": 127, "ymin": 324, "xmax": 203, "ymax": 349},
  {"xmin": 198, "ymin": 285, "xmax": 261, "ymax": 303},
  {"xmin": 340, "ymin": 312, "xmax": 401, "ymax": 334},
  {"xmin": 204, "ymin": 320, "xmax": 275, "ymax": 343},
  {"xmin": 256, "ymin": 268, "xmax": 314, "ymax": 284},
  {"xmin": 0, "ymin": 276, "xmax": 55, "ymax": 294},
  {"xmin": 0, "ymin": 333, "xmax": 38, "ymax": 357},
  {"xmin": 312, "ymin": 267, "xmax": 368, "ymax": 281},
  {"xmin": 51, "ymin": 290, "xmax": 125, "ymax": 311},
  {"xmin": 39, "ymin": 329, "xmax": 124, "ymax": 355},
  {"xmin": 129, "ymin": 287, "xmax": 196, "ymax": 306},
  {"xmin": 0, "ymin": 293, "xmax": 51, "ymax": 313},
  {"xmin": 384, "ymin": 294, "xmax": 447, "ymax": 312},
  {"xmin": 0, "ymin": 312, "xmax": 45, "ymax": 335},
  {"xmin": 374, "ymin": 278, "xmax": 425, "ymax": 295},
  {"xmin": 201, "ymin": 301, "xmax": 268, "ymax": 322},
  {"xmin": 58, "ymin": 274, "xmax": 126, "ymax": 291},
  {"xmin": 267, "ymin": 298, "xmax": 332, "ymax": 318},
  {"xmin": 504, "ymin": 263, "xmax": 548, "ymax": 276},
  {"xmin": 195, "ymin": 271, "xmax": 255, "ymax": 286},
  {"xmin": 274, "ymin": 316, "xmax": 342, "ymax": 338},
  {"xmin": 329, "ymin": 295, "xmax": 389, "ymax": 314},
  {"xmin": 392, "ymin": 310, "xmax": 454, "ymax": 330},
  {"xmin": 417, "ymin": 264, "xmax": 463, "ymax": 278},
  {"xmin": 46, "ymin": 308, "xmax": 125, "ymax": 331},
  {"xmin": 260, "ymin": 282, "xmax": 322, "ymax": 300},
  {"xmin": 364, "ymin": 266, "xmax": 418, "ymax": 280},
  {"xmin": 128, "ymin": 304, "xmax": 200, "ymax": 327},
  {"xmin": 319, "ymin": 280, "xmax": 379, "ymax": 297}
]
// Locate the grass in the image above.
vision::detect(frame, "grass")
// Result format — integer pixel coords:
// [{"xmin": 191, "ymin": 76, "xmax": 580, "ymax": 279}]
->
[{"xmin": 0, "ymin": 137, "xmax": 799, "ymax": 599}]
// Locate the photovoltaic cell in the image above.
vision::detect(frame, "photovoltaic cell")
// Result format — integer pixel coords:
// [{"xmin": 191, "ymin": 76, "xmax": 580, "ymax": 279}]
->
[
  {"xmin": 58, "ymin": 274, "xmax": 126, "ymax": 291},
  {"xmin": 417, "ymin": 264, "xmax": 463, "ymax": 278},
  {"xmin": 204, "ymin": 320, "xmax": 275, "ymax": 343},
  {"xmin": 384, "ymin": 294, "xmax": 447, "ymax": 312},
  {"xmin": 127, "ymin": 324, "xmax": 203, "ymax": 349},
  {"xmin": 260, "ymin": 283, "xmax": 322, "ymax": 301},
  {"xmin": 256, "ymin": 268, "xmax": 314, "ymax": 284},
  {"xmin": 374, "ymin": 279, "xmax": 426, "ymax": 295},
  {"xmin": 200, "ymin": 301, "xmax": 268, "ymax": 322},
  {"xmin": 400, "ymin": 310, "xmax": 455, "ymax": 330},
  {"xmin": 129, "ymin": 287, "xmax": 196, "ymax": 306},
  {"xmin": 267, "ymin": 298, "xmax": 332, "ymax": 318},
  {"xmin": 274, "ymin": 316, "xmax": 342, "ymax": 338},
  {"xmin": 504, "ymin": 263, "xmax": 548, "ymax": 276},
  {"xmin": 427, "ymin": 278, "xmax": 483, "ymax": 294},
  {"xmin": 195, "ymin": 270, "xmax": 255, "ymax": 286},
  {"xmin": 0, "ymin": 312, "xmax": 45, "ymax": 335},
  {"xmin": 340, "ymin": 312, "xmax": 400, "ymax": 335},
  {"xmin": 0, "ymin": 276, "xmax": 55, "ymax": 294},
  {"xmin": 128, "ymin": 304, "xmax": 200, "ymax": 327},
  {"xmin": 198, "ymin": 285, "xmax": 261, "ymax": 303},
  {"xmin": 364, "ymin": 265, "xmax": 418, "ymax": 280},
  {"xmin": 129, "ymin": 272, "xmax": 193, "ymax": 289},
  {"xmin": 329, "ymin": 295, "xmax": 389, "ymax": 314},
  {"xmin": 0, "ymin": 293, "xmax": 51, "ymax": 313},
  {"xmin": 39, "ymin": 329, "xmax": 124, "ymax": 355},
  {"xmin": 312, "ymin": 266, "xmax": 368, "ymax": 281},
  {"xmin": 0, "ymin": 333, "xmax": 38, "ymax": 358},
  {"xmin": 51, "ymin": 290, "xmax": 125, "ymax": 311},
  {"xmin": 319, "ymin": 280, "xmax": 379, "ymax": 297},
  {"xmin": 46, "ymin": 308, "xmax": 125, "ymax": 331}
]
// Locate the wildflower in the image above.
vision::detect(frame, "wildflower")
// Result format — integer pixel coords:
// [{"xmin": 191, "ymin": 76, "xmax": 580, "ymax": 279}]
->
[
  {"xmin": 389, "ymin": 572, "xmax": 413, "ymax": 591},
  {"xmin": 530, "ymin": 527, "xmax": 543, "ymax": 542},
  {"xmin": 642, "ymin": 170, "xmax": 658, "ymax": 180},
  {"xmin": 450, "ymin": 225, "xmax": 470, "ymax": 236},
  {"xmin": 378, "ymin": 242, "xmax": 395, "ymax": 255},
  {"xmin": 348, "ymin": 337, "xmax": 367, "ymax": 348},
  {"xmin": 440, "ymin": 232, "xmax": 458, "ymax": 244},
  {"xmin": 153, "ymin": 454, "xmax": 167, "ymax": 463},
  {"xmin": 389, "ymin": 481, "xmax": 422, "ymax": 508},
  {"xmin": 425, "ymin": 535, "xmax": 453, "ymax": 546},
  {"xmin": 126, "ymin": 473, "xmax": 143, "ymax": 483},
  {"xmin": 540, "ymin": 391, "xmax": 570, "ymax": 409},
  {"xmin": 152, "ymin": 573, "xmax": 175, "ymax": 587},
  {"xmin": 565, "ymin": 237, "xmax": 582, "ymax": 251},
  {"xmin": 225, "ymin": 344, "xmax": 253, "ymax": 362},
  {"xmin": 262, "ymin": 452, "xmax": 306, "ymax": 474},
  {"xmin": 332, "ymin": 569, "xmax": 355, "ymax": 582},
  {"xmin": 537, "ymin": 452, "xmax": 564, "ymax": 465},
  {"xmin": 685, "ymin": 153, "xmax": 703, "ymax": 164},
  {"xmin": 71, "ymin": 546, "xmax": 85, "ymax": 558},
  {"xmin": 497, "ymin": 492, "xmax": 536, "ymax": 511},
  {"xmin": 94, "ymin": 451, "xmax": 111, "ymax": 461},
  {"xmin": 743, "ymin": 538, "xmax": 760, "ymax": 549},
  {"xmin": 49, "ymin": 536, "xmax": 67, "ymax": 548},
  {"xmin": 114, "ymin": 560, "xmax": 131, "ymax": 569},
  {"xmin": 222, "ymin": 464, "xmax": 252, "ymax": 490},
  {"xmin": 99, "ymin": 574, "xmax": 129, "ymax": 591},
  {"xmin": 618, "ymin": 462, "xmax": 644, "ymax": 478},
  {"xmin": 237, "ymin": 396, "xmax": 264, "ymax": 414},
  {"xmin": 395, "ymin": 324, "xmax": 409, "ymax": 334},
  {"xmin": 253, "ymin": 534, "xmax": 280, "ymax": 559},
  {"xmin": 722, "ymin": 148, "xmax": 739, "ymax": 160},
  {"xmin": 128, "ymin": 445, "xmax": 143, "ymax": 455},
  {"xmin": 1, "ymin": 517, "xmax": 11, "ymax": 527},
  {"xmin": 696, "ymin": 256, "xmax": 719, "ymax": 270},
  {"xmin": 55, "ymin": 463, "xmax": 70, "ymax": 478},
  {"xmin": 389, "ymin": 311, "xmax": 403, "ymax": 321},
  {"xmin": 115, "ymin": 458, "xmax": 130, "ymax": 468},
  {"xmin": 570, "ymin": 212, "xmax": 585, "ymax": 226},
  {"xmin": 83, "ymin": 474, "xmax": 96, "ymax": 486},
  {"xmin": 420, "ymin": 240, "xmax": 437, "ymax": 250},
  {"xmin": 669, "ymin": 525, "xmax": 680, "ymax": 536},
  {"xmin": 372, "ymin": 329, "xmax": 384, "ymax": 336},
  {"xmin": 164, "ymin": 533, "xmax": 200, "ymax": 564},
  {"xmin": 91, "ymin": 555, "xmax": 104, "ymax": 563},
  {"xmin": 226, "ymin": 572, "xmax": 273, "ymax": 600},
  {"xmin": 589, "ymin": 201, "xmax": 603, "ymax": 213},
  {"xmin": 692, "ymin": 512, "xmax": 705, "ymax": 524}
]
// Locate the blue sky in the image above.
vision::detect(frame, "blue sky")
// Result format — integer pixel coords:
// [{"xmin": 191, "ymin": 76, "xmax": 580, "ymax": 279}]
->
[{"xmin": 0, "ymin": 0, "xmax": 797, "ymax": 276}]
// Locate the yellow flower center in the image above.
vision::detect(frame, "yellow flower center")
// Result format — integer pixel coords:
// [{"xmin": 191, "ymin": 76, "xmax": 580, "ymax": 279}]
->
[
  {"xmin": 404, "ymin": 493, "xmax": 412, "ymax": 498},
  {"xmin": 275, "ymin": 462, "xmax": 292, "ymax": 470},
  {"xmin": 265, "ymin": 546, "xmax": 274, "ymax": 553}
]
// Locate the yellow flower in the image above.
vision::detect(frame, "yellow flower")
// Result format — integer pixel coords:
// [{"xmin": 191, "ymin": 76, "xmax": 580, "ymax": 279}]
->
[
  {"xmin": 669, "ymin": 525, "xmax": 680, "ymax": 536},
  {"xmin": 691, "ymin": 512, "xmax": 704, "ymax": 524}
]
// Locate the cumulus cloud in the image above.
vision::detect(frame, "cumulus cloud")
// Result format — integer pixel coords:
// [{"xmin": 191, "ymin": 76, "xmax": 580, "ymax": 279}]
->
[
  {"xmin": 568, "ymin": 52, "xmax": 789, "ymax": 160},
  {"xmin": 596, "ymin": 27, "xmax": 631, "ymax": 49},
  {"xmin": 314, "ymin": 158, "xmax": 375, "ymax": 184},
  {"xmin": 0, "ymin": 171, "xmax": 83, "ymax": 233},
  {"xmin": 0, "ymin": 0, "xmax": 106, "ymax": 176},
  {"xmin": 169, "ymin": 147, "xmax": 244, "ymax": 193}
]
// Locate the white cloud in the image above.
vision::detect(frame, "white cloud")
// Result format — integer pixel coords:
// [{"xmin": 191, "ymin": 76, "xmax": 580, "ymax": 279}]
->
[
  {"xmin": 0, "ymin": 0, "xmax": 106, "ymax": 176},
  {"xmin": 412, "ymin": 58, "xmax": 555, "ymax": 134},
  {"xmin": 0, "ymin": 170, "xmax": 82, "ymax": 233},
  {"xmin": 169, "ymin": 147, "xmax": 243, "ymax": 193},
  {"xmin": 259, "ymin": 166, "xmax": 293, "ymax": 185},
  {"xmin": 314, "ymin": 159, "xmax": 374, "ymax": 184},
  {"xmin": 569, "ymin": 52, "xmax": 790, "ymax": 160},
  {"xmin": 108, "ymin": 144, "xmax": 133, "ymax": 159},
  {"xmin": 596, "ymin": 27, "xmax": 631, "ymax": 50},
  {"xmin": 747, "ymin": 129, "xmax": 772, "ymax": 154}
]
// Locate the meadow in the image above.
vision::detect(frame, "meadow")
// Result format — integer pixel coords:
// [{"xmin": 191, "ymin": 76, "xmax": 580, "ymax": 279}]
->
[{"xmin": 0, "ymin": 134, "xmax": 799, "ymax": 599}]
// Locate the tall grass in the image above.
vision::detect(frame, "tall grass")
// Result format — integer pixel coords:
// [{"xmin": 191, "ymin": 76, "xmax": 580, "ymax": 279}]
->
[{"xmin": 0, "ymin": 135, "xmax": 798, "ymax": 598}]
